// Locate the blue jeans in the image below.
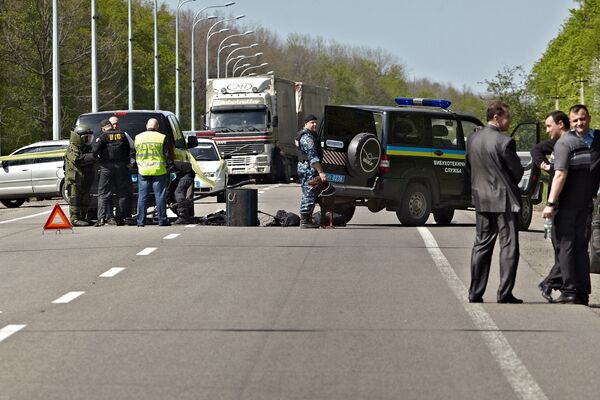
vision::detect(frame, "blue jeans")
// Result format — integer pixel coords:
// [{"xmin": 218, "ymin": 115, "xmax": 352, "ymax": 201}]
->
[{"xmin": 137, "ymin": 174, "xmax": 169, "ymax": 226}]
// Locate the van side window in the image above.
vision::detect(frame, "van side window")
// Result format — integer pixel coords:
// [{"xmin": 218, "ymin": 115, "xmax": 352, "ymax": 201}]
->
[
  {"xmin": 431, "ymin": 118, "xmax": 460, "ymax": 149},
  {"xmin": 390, "ymin": 113, "xmax": 426, "ymax": 146}
]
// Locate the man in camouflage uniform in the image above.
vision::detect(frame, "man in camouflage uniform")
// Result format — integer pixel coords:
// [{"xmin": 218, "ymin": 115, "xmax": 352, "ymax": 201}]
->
[
  {"xmin": 64, "ymin": 125, "xmax": 96, "ymax": 226},
  {"xmin": 297, "ymin": 114, "xmax": 327, "ymax": 229}
]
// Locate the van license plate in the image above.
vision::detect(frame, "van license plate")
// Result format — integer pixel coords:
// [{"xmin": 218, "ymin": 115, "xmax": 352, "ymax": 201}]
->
[{"xmin": 326, "ymin": 173, "xmax": 345, "ymax": 183}]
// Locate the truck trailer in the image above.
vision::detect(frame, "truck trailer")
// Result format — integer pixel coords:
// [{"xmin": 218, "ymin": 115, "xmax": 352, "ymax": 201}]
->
[{"xmin": 205, "ymin": 75, "xmax": 329, "ymax": 182}]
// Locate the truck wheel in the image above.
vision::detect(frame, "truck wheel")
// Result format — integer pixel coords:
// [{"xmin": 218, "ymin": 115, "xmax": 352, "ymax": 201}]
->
[
  {"xmin": 518, "ymin": 197, "xmax": 533, "ymax": 231},
  {"xmin": 396, "ymin": 183, "xmax": 431, "ymax": 226},
  {"xmin": 346, "ymin": 132, "xmax": 381, "ymax": 178},
  {"xmin": 333, "ymin": 203, "xmax": 356, "ymax": 223},
  {"xmin": 1, "ymin": 199, "xmax": 25, "ymax": 208},
  {"xmin": 433, "ymin": 208, "xmax": 454, "ymax": 225}
]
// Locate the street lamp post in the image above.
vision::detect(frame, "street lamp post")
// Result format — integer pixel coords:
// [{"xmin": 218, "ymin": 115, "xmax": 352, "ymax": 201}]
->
[
  {"xmin": 216, "ymin": 30, "xmax": 253, "ymax": 77},
  {"xmin": 190, "ymin": 16, "xmax": 217, "ymax": 131},
  {"xmin": 127, "ymin": 0, "xmax": 133, "ymax": 109},
  {"xmin": 205, "ymin": 15, "xmax": 245, "ymax": 81},
  {"xmin": 91, "ymin": 0, "xmax": 98, "ymax": 112},
  {"xmin": 232, "ymin": 52, "xmax": 263, "ymax": 76},
  {"xmin": 177, "ymin": 2, "xmax": 234, "ymax": 119},
  {"xmin": 240, "ymin": 63, "xmax": 269, "ymax": 77},
  {"xmin": 224, "ymin": 43, "xmax": 258, "ymax": 77},
  {"xmin": 232, "ymin": 63, "xmax": 251, "ymax": 77},
  {"xmin": 153, "ymin": 0, "xmax": 159, "ymax": 110},
  {"xmin": 175, "ymin": 0, "xmax": 196, "ymax": 119}
]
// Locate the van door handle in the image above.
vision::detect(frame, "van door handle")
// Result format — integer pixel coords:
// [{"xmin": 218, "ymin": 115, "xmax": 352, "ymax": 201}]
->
[{"xmin": 434, "ymin": 150, "xmax": 443, "ymax": 156}]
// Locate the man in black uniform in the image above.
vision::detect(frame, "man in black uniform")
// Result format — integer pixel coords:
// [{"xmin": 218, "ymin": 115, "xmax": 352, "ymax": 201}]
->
[
  {"xmin": 542, "ymin": 112, "xmax": 593, "ymax": 304},
  {"xmin": 530, "ymin": 111, "xmax": 570, "ymax": 302},
  {"xmin": 171, "ymin": 163, "xmax": 195, "ymax": 225},
  {"xmin": 92, "ymin": 119, "xmax": 131, "ymax": 226}
]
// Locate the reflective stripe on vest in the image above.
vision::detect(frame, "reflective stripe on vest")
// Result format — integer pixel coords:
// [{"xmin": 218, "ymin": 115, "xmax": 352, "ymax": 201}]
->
[{"xmin": 135, "ymin": 131, "xmax": 167, "ymax": 176}]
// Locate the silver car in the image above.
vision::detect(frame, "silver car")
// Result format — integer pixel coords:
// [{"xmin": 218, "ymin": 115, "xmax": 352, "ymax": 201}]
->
[{"xmin": 0, "ymin": 140, "xmax": 69, "ymax": 208}]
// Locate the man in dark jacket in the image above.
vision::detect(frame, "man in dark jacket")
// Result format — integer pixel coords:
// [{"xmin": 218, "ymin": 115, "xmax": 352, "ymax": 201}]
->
[
  {"xmin": 92, "ymin": 119, "xmax": 132, "ymax": 226},
  {"xmin": 466, "ymin": 101, "xmax": 524, "ymax": 304}
]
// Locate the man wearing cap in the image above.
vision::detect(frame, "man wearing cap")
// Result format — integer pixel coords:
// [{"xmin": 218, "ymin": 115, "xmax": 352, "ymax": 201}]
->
[
  {"xmin": 92, "ymin": 118, "xmax": 131, "ymax": 226},
  {"xmin": 297, "ymin": 114, "xmax": 327, "ymax": 228}
]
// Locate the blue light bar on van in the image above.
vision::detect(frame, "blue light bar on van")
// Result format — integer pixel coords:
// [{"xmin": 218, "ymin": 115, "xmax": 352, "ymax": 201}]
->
[{"xmin": 394, "ymin": 97, "xmax": 452, "ymax": 109}]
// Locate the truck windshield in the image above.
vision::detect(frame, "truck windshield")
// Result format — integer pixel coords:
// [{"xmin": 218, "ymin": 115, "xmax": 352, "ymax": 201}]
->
[{"xmin": 210, "ymin": 110, "xmax": 267, "ymax": 132}]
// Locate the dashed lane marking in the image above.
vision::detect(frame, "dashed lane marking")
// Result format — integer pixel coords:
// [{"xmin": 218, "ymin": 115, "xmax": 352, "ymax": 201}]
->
[
  {"xmin": 99, "ymin": 267, "xmax": 126, "ymax": 278},
  {"xmin": 52, "ymin": 291, "xmax": 85, "ymax": 304},
  {"xmin": 185, "ymin": 224, "xmax": 196, "ymax": 228},
  {"xmin": 137, "ymin": 247, "xmax": 157, "ymax": 256},
  {"xmin": 0, "ymin": 325, "xmax": 26, "ymax": 343},
  {"xmin": 417, "ymin": 227, "xmax": 548, "ymax": 400},
  {"xmin": 0, "ymin": 210, "xmax": 52, "ymax": 225},
  {"xmin": 163, "ymin": 233, "xmax": 180, "ymax": 240}
]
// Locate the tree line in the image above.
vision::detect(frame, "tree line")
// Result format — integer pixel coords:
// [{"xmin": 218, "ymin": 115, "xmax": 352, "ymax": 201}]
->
[{"xmin": 7, "ymin": 0, "xmax": 560, "ymax": 155}]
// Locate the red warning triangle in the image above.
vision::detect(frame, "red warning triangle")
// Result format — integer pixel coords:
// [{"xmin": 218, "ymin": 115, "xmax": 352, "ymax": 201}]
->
[{"xmin": 43, "ymin": 203, "xmax": 73, "ymax": 230}]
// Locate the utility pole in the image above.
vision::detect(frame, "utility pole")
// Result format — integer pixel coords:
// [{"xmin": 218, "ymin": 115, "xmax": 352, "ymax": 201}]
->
[
  {"xmin": 52, "ymin": 0, "xmax": 61, "ymax": 140},
  {"xmin": 153, "ymin": 0, "xmax": 159, "ymax": 110},
  {"xmin": 91, "ymin": 0, "xmax": 98, "ymax": 112}
]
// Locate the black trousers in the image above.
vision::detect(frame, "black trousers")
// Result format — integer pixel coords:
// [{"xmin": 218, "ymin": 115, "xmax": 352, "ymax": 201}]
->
[
  {"xmin": 173, "ymin": 171, "xmax": 195, "ymax": 220},
  {"xmin": 553, "ymin": 207, "xmax": 591, "ymax": 296},
  {"xmin": 469, "ymin": 211, "xmax": 519, "ymax": 301},
  {"xmin": 97, "ymin": 163, "xmax": 130, "ymax": 222}
]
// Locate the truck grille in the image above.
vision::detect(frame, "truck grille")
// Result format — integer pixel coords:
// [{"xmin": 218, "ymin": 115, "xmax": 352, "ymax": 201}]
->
[{"xmin": 216, "ymin": 142, "xmax": 265, "ymax": 155}]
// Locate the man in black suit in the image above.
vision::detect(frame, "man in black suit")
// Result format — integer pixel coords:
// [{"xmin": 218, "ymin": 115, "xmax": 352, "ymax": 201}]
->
[{"xmin": 467, "ymin": 101, "xmax": 524, "ymax": 304}]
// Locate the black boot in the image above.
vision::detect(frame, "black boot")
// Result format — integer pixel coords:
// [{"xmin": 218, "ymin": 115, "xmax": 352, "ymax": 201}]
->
[{"xmin": 300, "ymin": 213, "xmax": 319, "ymax": 229}]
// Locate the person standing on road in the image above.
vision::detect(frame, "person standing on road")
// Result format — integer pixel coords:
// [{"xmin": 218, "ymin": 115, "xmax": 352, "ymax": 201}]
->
[
  {"xmin": 531, "ymin": 111, "xmax": 570, "ymax": 302},
  {"xmin": 109, "ymin": 116, "xmax": 135, "ymax": 221},
  {"xmin": 541, "ymin": 106, "xmax": 593, "ymax": 305},
  {"xmin": 92, "ymin": 119, "xmax": 131, "ymax": 226},
  {"xmin": 297, "ymin": 114, "xmax": 327, "ymax": 229},
  {"xmin": 64, "ymin": 124, "xmax": 96, "ymax": 226},
  {"xmin": 466, "ymin": 101, "xmax": 524, "ymax": 304},
  {"xmin": 134, "ymin": 118, "xmax": 173, "ymax": 227}
]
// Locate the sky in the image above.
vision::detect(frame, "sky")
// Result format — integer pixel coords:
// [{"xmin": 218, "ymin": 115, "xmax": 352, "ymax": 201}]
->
[{"xmin": 165, "ymin": 0, "xmax": 575, "ymax": 93}]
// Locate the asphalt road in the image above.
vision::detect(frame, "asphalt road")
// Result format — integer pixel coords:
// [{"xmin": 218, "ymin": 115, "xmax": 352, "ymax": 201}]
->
[{"xmin": 1, "ymin": 185, "xmax": 600, "ymax": 399}]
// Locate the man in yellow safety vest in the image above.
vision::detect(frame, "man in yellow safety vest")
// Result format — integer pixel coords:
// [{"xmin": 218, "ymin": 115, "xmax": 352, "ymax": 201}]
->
[{"xmin": 134, "ymin": 118, "xmax": 174, "ymax": 227}]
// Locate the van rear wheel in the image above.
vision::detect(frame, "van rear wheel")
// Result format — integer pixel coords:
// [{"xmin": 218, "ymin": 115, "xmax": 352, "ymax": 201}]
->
[
  {"xmin": 333, "ymin": 203, "xmax": 356, "ymax": 223},
  {"xmin": 396, "ymin": 183, "xmax": 431, "ymax": 226}
]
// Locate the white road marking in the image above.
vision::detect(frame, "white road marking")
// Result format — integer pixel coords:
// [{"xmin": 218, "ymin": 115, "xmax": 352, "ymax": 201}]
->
[
  {"xmin": 0, "ymin": 210, "xmax": 52, "ymax": 225},
  {"xmin": 185, "ymin": 224, "xmax": 196, "ymax": 228},
  {"xmin": 163, "ymin": 233, "xmax": 180, "ymax": 240},
  {"xmin": 52, "ymin": 291, "xmax": 85, "ymax": 304},
  {"xmin": 137, "ymin": 247, "xmax": 157, "ymax": 256},
  {"xmin": 258, "ymin": 191, "xmax": 265, "ymax": 194},
  {"xmin": 99, "ymin": 267, "xmax": 126, "ymax": 278},
  {"xmin": 417, "ymin": 227, "xmax": 548, "ymax": 400},
  {"xmin": 0, "ymin": 325, "xmax": 26, "ymax": 343}
]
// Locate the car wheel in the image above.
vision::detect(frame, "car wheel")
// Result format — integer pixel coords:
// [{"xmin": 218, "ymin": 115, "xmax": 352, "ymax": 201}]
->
[
  {"xmin": 1, "ymin": 199, "xmax": 26, "ymax": 208},
  {"xmin": 333, "ymin": 203, "xmax": 356, "ymax": 223},
  {"xmin": 518, "ymin": 197, "xmax": 533, "ymax": 231},
  {"xmin": 346, "ymin": 132, "xmax": 382, "ymax": 178},
  {"xmin": 397, "ymin": 183, "xmax": 431, "ymax": 226},
  {"xmin": 433, "ymin": 208, "xmax": 454, "ymax": 225}
]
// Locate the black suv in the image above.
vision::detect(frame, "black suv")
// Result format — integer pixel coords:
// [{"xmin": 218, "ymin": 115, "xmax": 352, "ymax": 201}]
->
[{"xmin": 319, "ymin": 98, "xmax": 541, "ymax": 229}]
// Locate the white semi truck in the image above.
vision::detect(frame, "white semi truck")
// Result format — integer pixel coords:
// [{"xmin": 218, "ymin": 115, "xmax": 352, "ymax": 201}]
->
[{"xmin": 205, "ymin": 75, "xmax": 329, "ymax": 182}]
